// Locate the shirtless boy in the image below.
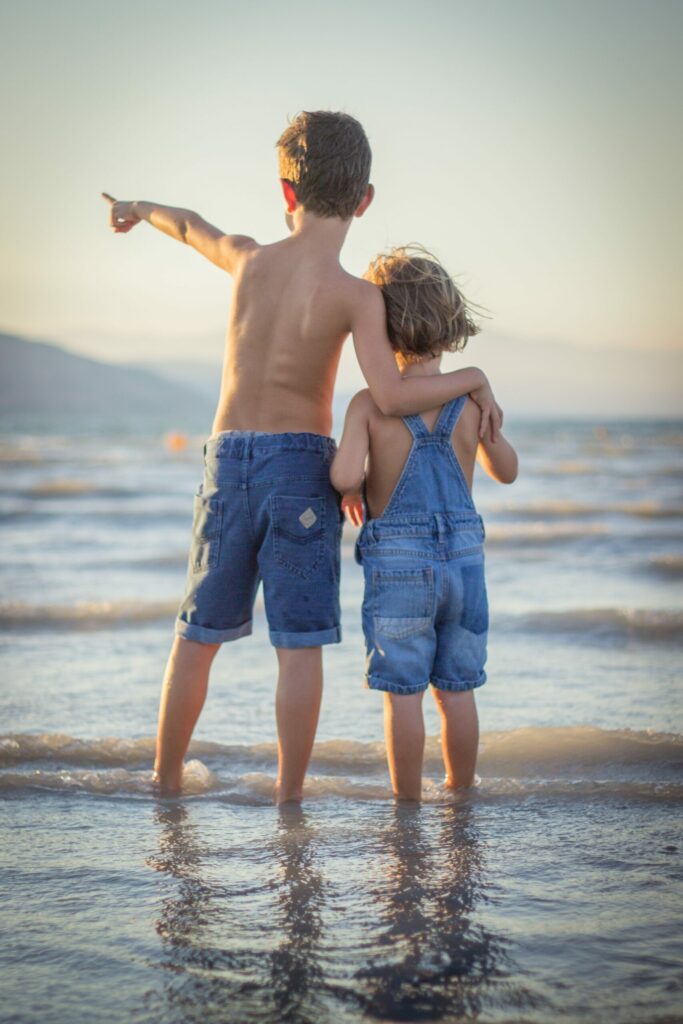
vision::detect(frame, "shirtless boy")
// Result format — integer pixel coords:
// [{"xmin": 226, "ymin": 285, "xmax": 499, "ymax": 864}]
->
[{"xmin": 103, "ymin": 110, "xmax": 501, "ymax": 802}]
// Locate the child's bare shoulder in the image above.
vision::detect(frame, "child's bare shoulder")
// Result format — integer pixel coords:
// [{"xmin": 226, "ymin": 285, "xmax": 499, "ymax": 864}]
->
[{"xmin": 346, "ymin": 387, "xmax": 380, "ymax": 419}]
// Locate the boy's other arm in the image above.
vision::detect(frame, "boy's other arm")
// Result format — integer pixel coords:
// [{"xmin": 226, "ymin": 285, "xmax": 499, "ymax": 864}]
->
[
  {"xmin": 330, "ymin": 391, "xmax": 371, "ymax": 525},
  {"xmin": 477, "ymin": 429, "xmax": 518, "ymax": 484},
  {"xmin": 102, "ymin": 193, "xmax": 256, "ymax": 274},
  {"xmin": 351, "ymin": 282, "xmax": 502, "ymax": 440}
]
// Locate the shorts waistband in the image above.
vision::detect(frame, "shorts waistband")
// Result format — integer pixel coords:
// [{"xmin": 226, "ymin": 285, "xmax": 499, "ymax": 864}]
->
[{"xmin": 205, "ymin": 431, "xmax": 337, "ymax": 459}]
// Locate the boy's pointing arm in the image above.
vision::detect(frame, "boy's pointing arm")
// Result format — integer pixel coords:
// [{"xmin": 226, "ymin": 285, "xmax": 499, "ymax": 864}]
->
[
  {"xmin": 102, "ymin": 193, "xmax": 256, "ymax": 274},
  {"xmin": 351, "ymin": 281, "xmax": 502, "ymax": 441}
]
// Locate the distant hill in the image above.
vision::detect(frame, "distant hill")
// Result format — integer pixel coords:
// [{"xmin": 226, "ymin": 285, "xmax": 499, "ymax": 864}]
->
[{"xmin": 0, "ymin": 333, "xmax": 211, "ymax": 431}]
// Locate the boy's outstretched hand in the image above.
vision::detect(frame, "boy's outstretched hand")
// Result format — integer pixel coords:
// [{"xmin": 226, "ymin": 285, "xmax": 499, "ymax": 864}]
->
[
  {"xmin": 341, "ymin": 494, "xmax": 364, "ymax": 527},
  {"xmin": 469, "ymin": 376, "xmax": 503, "ymax": 442},
  {"xmin": 102, "ymin": 192, "xmax": 141, "ymax": 234}
]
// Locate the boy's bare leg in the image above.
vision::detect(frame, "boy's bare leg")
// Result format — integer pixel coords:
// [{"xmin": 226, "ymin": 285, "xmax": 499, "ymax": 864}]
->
[
  {"xmin": 432, "ymin": 689, "xmax": 479, "ymax": 789},
  {"xmin": 274, "ymin": 647, "xmax": 323, "ymax": 804},
  {"xmin": 153, "ymin": 636, "xmax": 220, "ymax": 796},
  {"xmin": 383, "ymin": 692, "xmax": 425, "ymax": 802}
]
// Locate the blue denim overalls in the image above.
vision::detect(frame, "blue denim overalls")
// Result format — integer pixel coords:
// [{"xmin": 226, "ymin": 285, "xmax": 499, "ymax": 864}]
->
[{"xmin": 355, "ymin": 396, "xmax": 488, "ymax": 694}]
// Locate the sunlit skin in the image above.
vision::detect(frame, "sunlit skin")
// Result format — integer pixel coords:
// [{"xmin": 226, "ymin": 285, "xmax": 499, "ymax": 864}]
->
[
  {"xmin": 331, "ymin": 353, "xmax": 518, "ymax": 800},
  {"xmin": 102, "ymin": 188, "xmax": 502, "ymax": 804}
]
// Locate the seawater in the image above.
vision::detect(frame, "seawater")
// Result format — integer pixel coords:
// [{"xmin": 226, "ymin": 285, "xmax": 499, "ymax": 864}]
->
[{"xmin": 1, "ymin": 417, "xmax": 682, "ymax": 1023}]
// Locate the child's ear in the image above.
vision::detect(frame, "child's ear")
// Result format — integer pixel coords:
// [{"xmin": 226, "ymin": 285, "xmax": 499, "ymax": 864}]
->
[
  {"xmin": 280, "ymin": 179, "xmax": 299, "ymax": 214},
  {"xmin": 354, "ymin": 184, "xmax": 375, "ymax": 219}
]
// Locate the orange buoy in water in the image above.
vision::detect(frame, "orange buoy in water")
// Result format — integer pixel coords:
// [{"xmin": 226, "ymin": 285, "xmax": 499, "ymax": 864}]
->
[{"xmin": 165, "ymin": 431, "xmax": 188, "ymax": 452}]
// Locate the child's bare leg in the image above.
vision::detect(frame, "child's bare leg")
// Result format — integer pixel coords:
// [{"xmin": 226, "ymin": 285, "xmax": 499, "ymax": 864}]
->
[
  {"xmin": 153, "ymin": 636, "xmax": 220, "ymax": 796},
  {"xmin": 274, "ymin": 647, "xmax": 323, "ymax": 804},
  {"xmin": 432, "ymin": 689, "xmax": 479, "ymax": 789},
  {"xmin": 383, "ymin": 692, "xmax": 425, "ymax": 802}
]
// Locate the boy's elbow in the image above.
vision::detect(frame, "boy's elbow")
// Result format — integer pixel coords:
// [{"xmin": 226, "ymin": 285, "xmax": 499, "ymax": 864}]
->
[
  {"xmin": 373, "ymin": 385, "xmax": 403, "ymax": 418},
  {"xmin": 501, "ymin": 456, "xmax": 519, "ymax": 484}
]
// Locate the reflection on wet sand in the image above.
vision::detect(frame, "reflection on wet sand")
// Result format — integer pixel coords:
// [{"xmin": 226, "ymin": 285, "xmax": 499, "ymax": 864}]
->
[
  {"xmin": 355, "ymin": 802, "xmax": 515, "ymax": 1021},
  {"xmin": 143, "ymin": 802, "xmax": 529, "ymax": 1023},
  {"xmin": 144, "ymin": 804, "xmax": 327, "ymax": 1024}
]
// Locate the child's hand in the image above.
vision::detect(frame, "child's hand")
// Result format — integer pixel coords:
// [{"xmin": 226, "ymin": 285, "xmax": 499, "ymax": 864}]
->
[
  {"xmin": 102, "ymin": 192, "xmax": 141, "ymax": 234},
  {"xmin": 341, "ymin": 494, "xmax": 364, "ymax": 527},
  {"xmin": 469, "ymin": 376, "xmax": 503, "ymax": 442}
]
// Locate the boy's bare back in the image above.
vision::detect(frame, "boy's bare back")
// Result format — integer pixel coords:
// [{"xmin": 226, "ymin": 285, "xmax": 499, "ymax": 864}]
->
[{"xmin": 213, "ymin": 232, "xmax": 366, "ymax": 437}]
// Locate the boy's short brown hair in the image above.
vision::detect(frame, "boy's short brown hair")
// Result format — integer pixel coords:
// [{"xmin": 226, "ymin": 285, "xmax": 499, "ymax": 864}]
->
[
  {"xmin": 365, "ymin": 245, "xmax": 480, "ymax": 363},
  {"xmin": 277, "ymin": 111, "xmax": 371, "ymax": 220}
]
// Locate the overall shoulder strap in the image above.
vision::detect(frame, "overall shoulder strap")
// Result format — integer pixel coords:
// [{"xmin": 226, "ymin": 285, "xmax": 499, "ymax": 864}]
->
[
  {"xmin": 401, "ymin": 414, "xmax": 430, "ymax": 440},
  {"xmin": 434, "ymin": 396, "xmax": 467, "ymax": 438}
]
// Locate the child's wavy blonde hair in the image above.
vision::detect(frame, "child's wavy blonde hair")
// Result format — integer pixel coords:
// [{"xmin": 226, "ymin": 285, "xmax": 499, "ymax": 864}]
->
[{"xmin": 365, "ymin": 245, "xmax": 480, "ymax": 363}]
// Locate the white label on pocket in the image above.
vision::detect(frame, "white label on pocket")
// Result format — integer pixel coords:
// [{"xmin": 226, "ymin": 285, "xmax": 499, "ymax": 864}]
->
[{"xmin": 299, "ymin": 507, "xmax": 317, "ymax": 529}]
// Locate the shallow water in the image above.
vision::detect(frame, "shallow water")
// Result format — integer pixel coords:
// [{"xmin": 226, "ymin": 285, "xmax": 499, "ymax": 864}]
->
[{"xmin": 1, "ymin": 417, "xmax": 683, "ymax": 1023}]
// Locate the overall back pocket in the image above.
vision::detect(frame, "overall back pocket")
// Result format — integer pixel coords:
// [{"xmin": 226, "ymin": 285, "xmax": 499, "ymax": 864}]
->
[
  {"xmin": 371, "ymin": 566, "xmax": 434, "ymax": 639},
  {"xmin": 270, "ymin": 495, "xmax": 326, "ymax": 579}
]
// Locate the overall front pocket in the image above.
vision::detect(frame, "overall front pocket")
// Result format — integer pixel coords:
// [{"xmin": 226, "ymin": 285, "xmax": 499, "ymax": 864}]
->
[
  {"xmin": 190, "ymin": 494, "xmax": 223, "ymax": 572},
  {"xmin": 271, "ymin": 495, "xmax": 326, "ymax": 579},
  {"xmin": 371, "ymin": 566, "xmax": 434, "ymax": 639}
]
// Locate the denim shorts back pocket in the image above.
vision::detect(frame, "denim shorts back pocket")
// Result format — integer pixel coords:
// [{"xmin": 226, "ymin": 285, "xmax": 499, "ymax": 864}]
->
[
  {"xmin": 190, "ymin": 493, "xmax": 224, "ymax": 573},
  {"xmin": 372, "ymin": 566, "xmax": 434, "ymax": 640},
  {"xmin": 271, "ymin": 495, "xmax": 326, "ymax": 579},
  {"xmin": 461, "ymin": 561, "xmax": 489, "ymax": 635}
]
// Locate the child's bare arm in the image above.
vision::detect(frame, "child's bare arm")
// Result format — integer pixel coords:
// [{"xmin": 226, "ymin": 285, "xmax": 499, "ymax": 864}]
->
[
  {"xmin": 477, "ymin": 429, "xmax": 518, "ymax": 484},
  {"xmin": 330, "ymin": 391, "xmax": 372, "ymax": 524},
  {"xmin": 351, "ymin": 282, "xmax": 502, "ymax": 440},
  {"xmin": 102, "ymin": 193, "xmax": 256, "ymax": 274}
]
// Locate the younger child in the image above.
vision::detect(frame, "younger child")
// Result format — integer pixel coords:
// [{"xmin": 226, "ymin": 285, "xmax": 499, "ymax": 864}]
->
[{"xmin": 331, "ymin": 247, "xmax": 518, "ymax": 801}]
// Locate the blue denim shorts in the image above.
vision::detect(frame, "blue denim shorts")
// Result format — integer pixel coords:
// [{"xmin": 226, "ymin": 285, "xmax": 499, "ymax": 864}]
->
[
  {"xmin": 356, "ymin": 514, "xmax": 488, "ymax": 694},
  {"xmin": 175, "ymin": 432, "xmax": 343, "ymax": 648}
]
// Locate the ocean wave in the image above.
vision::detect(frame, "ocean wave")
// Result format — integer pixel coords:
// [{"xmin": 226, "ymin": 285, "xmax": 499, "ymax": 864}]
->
[
  {"xmin": 540, "ymin": 461, "xmax": 597, "ymax": 476},
  {"xmin": 495, "ymin": 501, "xmax": 683, "ymax": 520},
  {"xmin": 0, "ymin": 600, "xmax": 177, "ymax": 630},
  {"xmin": 510, "ymin": 607, "xmax": 683, "ymax": 642},
  {"xmin": 3, "ymin": 727, "xmax": 680, "ymax": 781},
  {"xmin": 649, "ymin": 555, "xmax": 683, "ymax": 578},
  {"xmin": 24, "ymin": 479, "xmax": 135, "ymax": 498},
  {"xmin": 485, "ymin": 522, "xmax": 610, "ymax": 546}
]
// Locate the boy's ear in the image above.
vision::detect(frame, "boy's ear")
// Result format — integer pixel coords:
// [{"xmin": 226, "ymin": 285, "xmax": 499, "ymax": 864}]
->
[
  {"xmin": 354, "ymin": 184, "xmax": 375, "ymax": 219},
  {"xmin": 280, "ymin": 179, "xmax": 299, "ymax": 213}
]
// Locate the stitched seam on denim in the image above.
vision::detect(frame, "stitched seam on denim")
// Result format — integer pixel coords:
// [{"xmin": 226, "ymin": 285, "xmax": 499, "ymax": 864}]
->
[
  {"xmin": 366, "ymin": 674, "xmax": 429, "ymax": 694},
  {"xmin": 191, "ymin": 496, "xmax": 223, "ymax": 572}
]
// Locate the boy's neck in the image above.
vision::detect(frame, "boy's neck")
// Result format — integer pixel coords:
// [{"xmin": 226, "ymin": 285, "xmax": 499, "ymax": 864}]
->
[
  {"xmin": 287, "ymin": 207, "xmax": 352, "ymax": 256},
  {"xmin": 399, "ymin": 356, "xmax": 443, "ymax": 378}
]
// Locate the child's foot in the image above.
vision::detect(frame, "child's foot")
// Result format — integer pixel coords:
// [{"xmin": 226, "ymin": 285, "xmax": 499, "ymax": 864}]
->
[
  {"xmin": 272, "ymin": 779, "xmax": 303, "ymax": 806},
  {"xmin": 152, "ymin": 769, "xmax": 182, "ymax": 799}
]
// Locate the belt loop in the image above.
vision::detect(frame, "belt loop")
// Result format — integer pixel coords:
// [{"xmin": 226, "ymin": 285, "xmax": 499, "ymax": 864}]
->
[{"xmin": 434, "ymin": 513, "xmax": 446, "ymax": 544}]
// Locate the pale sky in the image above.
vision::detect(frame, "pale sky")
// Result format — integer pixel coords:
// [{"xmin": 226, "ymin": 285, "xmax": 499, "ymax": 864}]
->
[{"xmin": 1, "ymin": 0, "xmax": 681, "ymax": 410}]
